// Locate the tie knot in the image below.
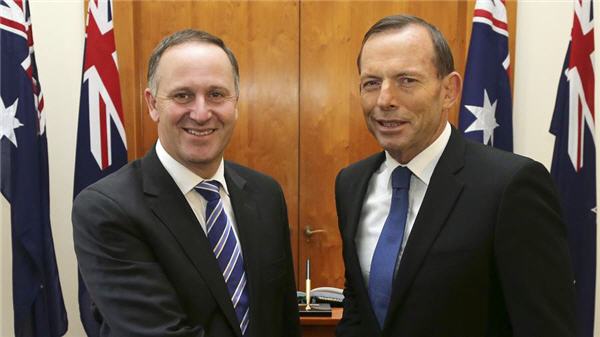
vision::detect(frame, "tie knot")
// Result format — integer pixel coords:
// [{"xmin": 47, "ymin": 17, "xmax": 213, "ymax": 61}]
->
[
  {"xmin": 195, "ymin": 180, "xmax": 221, "ymax": 202},
  {"xmin": 391, "ymin": 166, "xmax": 411, "ymax": 190}
]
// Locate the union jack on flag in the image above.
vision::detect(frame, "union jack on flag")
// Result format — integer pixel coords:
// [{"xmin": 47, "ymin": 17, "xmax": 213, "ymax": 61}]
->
[
  {"xmin": 73, "ymin": 0, "xmax": 127, "ymax": 335},
  {"xmin": 459, "ymin": 0, "xmax": 513, "ymax": 151},
  {"xmin": 550, "ymin": 1, "xmax": 596, "ymax": 336},
  {"xmin": 0, "ymin": 0, "xmax": 68, "ymax": 336}
]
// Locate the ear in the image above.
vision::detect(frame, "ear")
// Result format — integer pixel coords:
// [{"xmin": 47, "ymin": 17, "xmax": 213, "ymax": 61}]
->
[
  {"xmin": 144, "ymin": 88, "xmax": 160, "ymax": 122},
  {"xmin": 441, "ymin": 71, "xmax": 462, "ymax": 110},
  {"xmin": 233, "ymin": 95, "xmax": 240, "ymax": 120}
]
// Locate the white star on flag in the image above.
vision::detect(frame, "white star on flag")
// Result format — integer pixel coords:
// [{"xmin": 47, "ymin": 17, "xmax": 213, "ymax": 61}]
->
[
  {"xmin": 0, "ymin": 97, "xmax": 23, "ymax": 147},
  {"xmin": 464, "ymin": 89, "xmax": 499, "ymax": 145}
]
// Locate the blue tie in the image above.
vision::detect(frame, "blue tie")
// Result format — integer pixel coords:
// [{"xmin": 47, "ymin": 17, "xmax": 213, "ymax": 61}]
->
[
  {"xmin": 368, "ymin": 166, "xmax": 411, "ymax": 328},
  {"xmin": 195, "ymin": 181, "xmax": 250, "ymax": 335}
]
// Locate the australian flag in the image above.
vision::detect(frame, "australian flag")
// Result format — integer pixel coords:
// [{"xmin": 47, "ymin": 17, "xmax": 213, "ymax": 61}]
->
[
  {"xmin": 74, "ymin": 0, "xmax": 127, "ymax": 336},
  {"xmin": 550, "ymin": 1, "xmax": 596, "ymax": 336},
  {"xmin": 459, "ymin": 0, "xmax": 513, "ymax": 151},
  {"xmin": 0, "ymin": 0, "xmax": 68, "ymax": 336}
]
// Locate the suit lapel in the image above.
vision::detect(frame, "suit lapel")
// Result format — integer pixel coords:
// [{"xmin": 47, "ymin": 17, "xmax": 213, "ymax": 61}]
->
[
  {"xmin": 141, "ymin": 149, "xmax": 241, "ymax": 336},
  {"xmin": 342, "ymin": 153, "xmax": 386, "ymax": 330},
  {"xmin": 385, "ymin": 128, "xmax": 466, "ymax": 330},
  {"xmin": 344, "ymin": 153, "xmax": 386, "ymax": 243},
  {"xmin": 223, "ymin": 163, "xmax": 262, "ymax": 335}
]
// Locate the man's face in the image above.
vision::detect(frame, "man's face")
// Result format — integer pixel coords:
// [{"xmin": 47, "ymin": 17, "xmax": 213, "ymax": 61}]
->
[
  {"xmin": 359, "ymin": 25, "xmax": 459, "ymax": 163},
  {"xmin": 145, "ymin": 42, "xmax": 238, "ymax": 177}
]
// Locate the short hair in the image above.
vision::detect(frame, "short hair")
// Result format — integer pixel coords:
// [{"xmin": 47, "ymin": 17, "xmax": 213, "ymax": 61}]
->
[
  {"xmin": 357, "ymin": 15, "xmax": 455, "ymax": 78},
  {"xmin": 147, "ymin": 29, "xmax": 240, "ymax": 95}
]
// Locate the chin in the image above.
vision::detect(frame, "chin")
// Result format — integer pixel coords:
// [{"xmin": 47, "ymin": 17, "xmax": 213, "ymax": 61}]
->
[
  {"xmin": 382, "ymin": 141, "xmax": 408, "ymax": 155},
  {"xmin": 186, "ymin": 148, "xmax": 225, "ymax": 164},
  {"xmin": 377, "ymin": 137, "xmax": 405, "ymax": 151},
  {"xmin": 186, "ymin": 154, "xmax": 218, "ymax": 165}
]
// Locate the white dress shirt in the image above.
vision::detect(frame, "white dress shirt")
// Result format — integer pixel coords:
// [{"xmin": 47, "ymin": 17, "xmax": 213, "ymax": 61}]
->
[
  {"xmin": 155, "ymin": 141, "xmax": 241, "ymax": 239},
  {"xmin": 356, "ymin": 123, "xmax": 451, "ymax": 285}
]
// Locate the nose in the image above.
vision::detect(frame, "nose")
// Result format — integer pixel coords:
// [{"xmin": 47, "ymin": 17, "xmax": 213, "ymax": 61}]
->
[
  {"xmin": 188, "ymin": 94, "xmax": 212, "ymax": 123},
  {"xmin": 376, "ymin": 80, "xmax": 398, "ymax": 111}
]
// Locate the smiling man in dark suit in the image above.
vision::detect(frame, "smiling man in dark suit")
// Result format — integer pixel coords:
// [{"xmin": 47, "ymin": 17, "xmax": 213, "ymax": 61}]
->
[
  {"xmin": 72, "ymin": 29, "xmax": 300, "ymax": 337},
  {"xmin": 335, "ymin": 15, "xmax": 575, "ymax": 337}
]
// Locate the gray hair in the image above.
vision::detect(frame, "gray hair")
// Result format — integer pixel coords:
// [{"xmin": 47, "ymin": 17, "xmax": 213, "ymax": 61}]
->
[
  {"xmin": 147, "ymin": 29, "xmax": 240, "ymax": 95},
  {"xmin": 357, "ymin": 15, "xmax": 455, "ymax": 78}
]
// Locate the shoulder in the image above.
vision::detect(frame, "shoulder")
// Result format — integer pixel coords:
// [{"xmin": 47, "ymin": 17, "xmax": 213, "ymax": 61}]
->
[
  {"xmin": 465, "ymin": 138, "xmax": 532, "ymax": 166},
  {"xmin": 456, "ymin": 138, "xmax": 552, "ymax": 195},
  {"xmin": 225, "ymin": 160, "xmax": 283, "ymax": 192},
  {"xmin": 74, "ymin": 159, "xmax": 143, "ymax": 208},
  {"xmin": 337, "ymin": 152, "xmax": 384, "ymax": 182},
  {"xmin": 463, "ymin": 138, "xmax": 544, "ymax": 176}
]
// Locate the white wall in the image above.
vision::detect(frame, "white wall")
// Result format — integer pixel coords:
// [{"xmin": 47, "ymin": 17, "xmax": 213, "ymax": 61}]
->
[
  {"xmin": 0, "ymin": 1, "xmax": 595, "ymax": 336},
  {"xmin": 0, "ymin": 1, "xmax": 86, "ymax": 336},
  {"xmin": 513, "ymin": 0, "xmax": 573, "ymax": 166}
]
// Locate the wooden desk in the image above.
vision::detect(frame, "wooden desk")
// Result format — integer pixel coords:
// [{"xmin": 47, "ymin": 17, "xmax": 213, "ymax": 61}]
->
[{"xmin": 300, "ymin": 307, "xmax": 342, "ymax": 337}]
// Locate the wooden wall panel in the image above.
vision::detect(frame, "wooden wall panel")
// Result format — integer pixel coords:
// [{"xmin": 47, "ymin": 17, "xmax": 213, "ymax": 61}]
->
[
  {"xmin": 112, "ymin": 1, "xmax": 142, "ymax": 160},
  {"xmin": 299, "ymin": 2, "xmax": 372, "ymax": 290}
]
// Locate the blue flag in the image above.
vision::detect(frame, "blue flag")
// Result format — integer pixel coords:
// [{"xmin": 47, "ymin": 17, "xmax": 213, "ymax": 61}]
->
[
  {"xmin": 550, "ymin": 1, "xmax": 596, "ymax": 336},
  {"xmin": 0, "ymin": 0, "xmax": 68, "ymax": 336},
  {"xmin": 73, "ymin": 1, "xmax": 127, "ymax": 335},
  {"xmin": 459, "ymin": 0, "xmax": 513, "ymax": 151}
]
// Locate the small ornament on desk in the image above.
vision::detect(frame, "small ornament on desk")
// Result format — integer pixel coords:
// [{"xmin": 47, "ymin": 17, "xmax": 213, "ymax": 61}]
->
[
  {"xmin": 299, "ymin": 302, "xmax": 332, "ymax": 317},
  {"xmin": 297, "ymin": 258, "xmax": 334, "ymax": 316}
]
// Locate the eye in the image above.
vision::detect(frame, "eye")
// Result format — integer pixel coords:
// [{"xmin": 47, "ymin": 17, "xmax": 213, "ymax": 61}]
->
[
  {"xmin": 398, "ymin": 77, "xmax": 417, "ymax": 86},
  {"xmin": 170, "ymin": 92, "xmax": 194, "ymax": 104},
  {"xmin": 208, "ymin": 90, "xmax": 226, "ymax": 99},
  {"xmin": 206, "ymin": 89, "xmax": 231, "ymax": 104},
  {"xmin": 361, "ymin": 80, "xmax": 380, "ymax": 91}
]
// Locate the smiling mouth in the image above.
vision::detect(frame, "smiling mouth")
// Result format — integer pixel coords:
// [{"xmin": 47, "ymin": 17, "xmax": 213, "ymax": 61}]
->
[
  {"xmin": 184, "ymin": 128, "xmax": 216, "ymax": 136},
  {"xmin": 377, "ymin": 120, "xmax": 406, "ymax": 128}
]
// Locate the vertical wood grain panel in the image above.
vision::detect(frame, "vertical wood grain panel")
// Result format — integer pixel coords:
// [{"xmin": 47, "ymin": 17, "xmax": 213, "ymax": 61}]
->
[
  {"xmin": 300, "ymin": 1, "xmax": 354, "ymax": 289},
  {"xmin": 112, "ymin": 0, "xmax": 142, "ymax": 160}
]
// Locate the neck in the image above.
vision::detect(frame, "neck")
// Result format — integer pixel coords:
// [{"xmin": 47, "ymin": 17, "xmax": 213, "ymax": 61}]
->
[{"xmin": 191, "ymin": 161, "xmax": 220, "ymax": 179}]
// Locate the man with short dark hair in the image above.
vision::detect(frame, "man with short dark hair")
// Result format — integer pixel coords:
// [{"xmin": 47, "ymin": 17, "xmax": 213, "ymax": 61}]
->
[
  {"xmin": 335, "ymin": 15, "xmax": 575, "ymax": 337},
  {"xmin": 73, "ymin": 29, "xmax": 300, "ymax": 337}
]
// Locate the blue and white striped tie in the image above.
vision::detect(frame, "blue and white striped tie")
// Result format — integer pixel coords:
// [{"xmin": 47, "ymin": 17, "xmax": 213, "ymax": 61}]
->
[{"xmin": 195, "ymin": 180, "xmax": 250, "ymax": 335}]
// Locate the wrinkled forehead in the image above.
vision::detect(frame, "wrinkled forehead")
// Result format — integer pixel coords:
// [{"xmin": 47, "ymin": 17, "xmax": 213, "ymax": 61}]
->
[
  {"xmin": 360, "ymin": 26, "xmax": 437, "ymax": 74},
  {"xmin": 155, "ymin": 42, "xmax": 236, "ymax": 90}
]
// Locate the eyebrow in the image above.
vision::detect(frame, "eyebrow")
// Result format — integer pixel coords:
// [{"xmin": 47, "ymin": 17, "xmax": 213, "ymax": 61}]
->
[
  {"xmin": 167, "ymin": 84, "xmax": 232, "ymax": 93},
  {"xmin": 359, "ymin": 74, "xmax": 381, "ymax": 81},
  {"xmin": 360, "ymin": 71, "xmax": 422, "ymax": 81}
]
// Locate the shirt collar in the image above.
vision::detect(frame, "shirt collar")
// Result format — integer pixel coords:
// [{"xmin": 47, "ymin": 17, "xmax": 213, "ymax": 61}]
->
[
  {"xmin": 155, "ymin": 140, "xmax": 229, "ymax": 196},
  {"xmin": 384, "ymin": 122, "xmax": 451, "ymax": 186}
]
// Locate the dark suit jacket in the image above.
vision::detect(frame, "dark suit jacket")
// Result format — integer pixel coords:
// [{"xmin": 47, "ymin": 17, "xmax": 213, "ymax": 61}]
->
[
  {"xmin": 335, "ymin": 128, "xmax": 576, "ymax": 337},
  {"xmin": 73, "ymin": 148, "xmax": 300, "ymax": 337}
]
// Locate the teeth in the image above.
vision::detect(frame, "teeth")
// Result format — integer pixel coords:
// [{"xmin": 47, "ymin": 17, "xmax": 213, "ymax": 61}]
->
[
  {"xmin": 186, "ymin": 128, "xmax": 214, "ymax": 136},
  {"xmin": 381, "ymin": 122, "xmax": 402, "ymax": 127}
]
